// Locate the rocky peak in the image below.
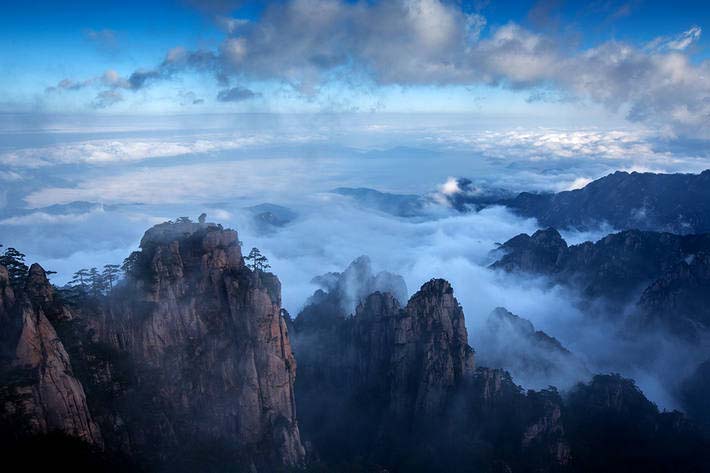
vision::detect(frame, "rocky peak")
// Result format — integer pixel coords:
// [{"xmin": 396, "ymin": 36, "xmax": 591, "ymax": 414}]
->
[
  {"xmin": 292, "ymin": 276, "xmax": 474, "ymax": 464},
  {"xmin": 101, "ymin": 221, "xmax": 305, "ymax": 470},
  {"xmin": 492, "ymin": 228, "xmax": 567, "ymax": 274}
]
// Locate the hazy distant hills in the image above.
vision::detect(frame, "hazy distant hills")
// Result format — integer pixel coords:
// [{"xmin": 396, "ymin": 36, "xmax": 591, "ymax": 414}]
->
[
  {"xmin": 337, "ymin": 170, "xmax": 710, "ymax": 234},
  {"xmin": 495, "ymin": 170, "xmax": 710, "ymax": 233}
]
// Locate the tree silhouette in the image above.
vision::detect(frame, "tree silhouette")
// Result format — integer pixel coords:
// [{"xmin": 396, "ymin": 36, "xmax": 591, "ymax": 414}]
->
[
  {"xmin": 245, "ymin": 247, "xmax": 270, "ymax": 272},
  {"xmin": 198, "ymin": 213, "xmax": 207, "ymax": 224},
  {"xmin": 0, "ymin": 246, "xmax": 29, "ymax": 286},
  {"xmin": 121, "ymin": 251, "xmax": 142, "ymax": 278},
  {"xmin": 88, "ymin": 267, "xmax": 104, "ymax": 295},
  {"xmin": 102, "ymin": 264, "xmax": 121, "ymax": 291},
  {"xmin": 71, "ymin": 268, "xmax": 90, "ymax": 290}
]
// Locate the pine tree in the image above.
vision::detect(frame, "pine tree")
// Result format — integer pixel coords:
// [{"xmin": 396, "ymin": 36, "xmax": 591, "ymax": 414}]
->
[
  {"xmin": 121, "ymin": 251, "xmax": 142, "ymax": 278},
  {"xmin": 102, "ymin": 264, "xmax": 121, "ymax": 291},
  {"xmin": 245, "ymin": 247, "xmax": 270, "ymax": 272},
  {"xmin": 71, "ymin": 268, "xmax": 91, "ymax": 291},
  {"xmin": 0, "ymin": 247, "xmax": 29, "ymax": 286},
  {"xmin": 88, "ymin": 267, "xmax": 103, "ymax": 295}
]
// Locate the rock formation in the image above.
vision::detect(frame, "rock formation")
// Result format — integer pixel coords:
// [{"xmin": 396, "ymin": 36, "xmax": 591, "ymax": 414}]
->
[
  {"xmin": 492, "ymin": 228, "xmax": 710, "ymax": 337},
  {"xmin": 0, "ymin": 263, "xmax": 102, "ymax": 446},
  {"xmin": 2, "ymin": 220, "xmax": 305, "ymax": 472},
  {"xmin": 98, "ymin": 220, "xmax": 305, "ymax": 470},
  {"xmin": 292, "ymin": 278, "xmax": 474, "ymax": 465}
]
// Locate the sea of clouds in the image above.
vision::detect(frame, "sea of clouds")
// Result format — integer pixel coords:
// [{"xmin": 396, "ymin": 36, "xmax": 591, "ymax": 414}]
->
[{"xmin": 1, "ymin": 112, "xmax": 709, "ymax": 408}]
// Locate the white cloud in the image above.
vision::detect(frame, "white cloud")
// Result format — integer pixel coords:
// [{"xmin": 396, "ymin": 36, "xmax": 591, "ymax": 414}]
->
[
  {"xmin": 0, "ymin": 210, "xmax": 99, "ymax": 226},
  {"xmin": 92, "ymin": 1, "xmax": 708, "ymax": 136},
  {"xmin": 23, "ymin": 157, "xmax": 327, "ymax": 206},
  {"xmin": 0, "ymin": 134, "xmax": 294, "ymax": 167}
]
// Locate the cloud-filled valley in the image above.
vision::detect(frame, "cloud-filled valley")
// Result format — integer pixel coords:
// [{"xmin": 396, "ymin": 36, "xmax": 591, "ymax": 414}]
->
[{"xmin": 2, "ymin": 113, "xmax": 708, "ymax": 414}]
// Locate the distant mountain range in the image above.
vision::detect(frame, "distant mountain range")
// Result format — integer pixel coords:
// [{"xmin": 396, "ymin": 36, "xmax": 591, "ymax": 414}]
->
[
  {"xmin": 496, "ymin": 170, "xmax": 710, "ymax": 234},
  {"xmin": 492, "ymin": 227, "xmax": 710, "ymax": 338},
  {"xmin": 337, "ymin": 170, "xmax": 710, "ymax": 233}
]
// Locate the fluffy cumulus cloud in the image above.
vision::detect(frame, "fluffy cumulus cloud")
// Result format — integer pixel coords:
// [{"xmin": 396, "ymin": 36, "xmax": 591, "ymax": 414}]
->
[{"xmin": 46, "ymin": 0, "xmax": 710, "ymax": 137}]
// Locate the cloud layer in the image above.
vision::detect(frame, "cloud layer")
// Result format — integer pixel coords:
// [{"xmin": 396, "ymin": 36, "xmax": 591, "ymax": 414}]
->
[{"xmin": 45, "ymin": 0, "xmax": 710, "ymax": 137}]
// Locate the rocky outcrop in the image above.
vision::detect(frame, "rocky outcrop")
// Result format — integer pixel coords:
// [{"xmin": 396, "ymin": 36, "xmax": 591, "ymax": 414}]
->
[
  {"xmin": 292, "ymin": 278, "xmax": 474, "ymax": 465},
  {"xmin": 491, "ymin": 228, "xmax": 568, "ymax": 275},
  {"xmin": 476, "ymin": 307, "xmax": 589, "ymax": 390},
  {"xmin": 492, "ymin": 229, "xmax": 710, "ymax": 337},
  {"xmin": 638, "ymin": 251, "xmax": 710, "ymax": 336},
  {"xmin": 96, "ymin": 221, "xmax": 305, "ymax": 470},
  {"xmin": 0, "ymin": 263, "xmax": 102, "ymax": 446}
]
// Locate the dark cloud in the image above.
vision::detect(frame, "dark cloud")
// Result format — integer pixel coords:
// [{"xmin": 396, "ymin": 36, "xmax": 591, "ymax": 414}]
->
[{"xmin": 216, "ymin": 86, "xmax": 259, "ymax": 102}]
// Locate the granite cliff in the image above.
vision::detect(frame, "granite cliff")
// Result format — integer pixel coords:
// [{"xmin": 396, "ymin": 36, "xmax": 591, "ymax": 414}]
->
[{"xmin": 1, "ymin": 221, "xmax": 305, "ymax": 472}]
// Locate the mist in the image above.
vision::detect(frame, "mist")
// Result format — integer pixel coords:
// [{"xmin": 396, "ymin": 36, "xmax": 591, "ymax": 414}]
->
[{"xmin": 2, "ymin": 113, "xmax": 709, "ymax": 411}]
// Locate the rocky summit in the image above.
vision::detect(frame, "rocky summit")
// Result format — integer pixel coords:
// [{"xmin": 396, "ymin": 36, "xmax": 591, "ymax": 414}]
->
[{"xmin": 1, "ymin": 221, "xmax": 304, "ymax": 472}]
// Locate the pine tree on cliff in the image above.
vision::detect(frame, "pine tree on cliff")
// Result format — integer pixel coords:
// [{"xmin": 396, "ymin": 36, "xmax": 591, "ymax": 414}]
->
[
  {"xmin": 88, "ymin": 267, "xmax": 106, "ymax": 295},
  {"xmin": 245, "ymin": 247, "xmax": 270, "ymax": 272},
  {"xmin": 102, "ymin": 264, "xmax": 121, "ymax": 291},
  {"xmin": 0, "ymin": 246, "xmax": 29, "ymax": 286},
  {"xmin": 71, "ymin": 268, "xmax": 91, "ymax": 290},
  {"xmin": 121, "ymin": 251, "xmax": 143, "ymax": 278}
]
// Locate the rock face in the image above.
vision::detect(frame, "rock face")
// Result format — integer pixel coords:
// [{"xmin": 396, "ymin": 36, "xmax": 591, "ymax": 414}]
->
[
  {"xmin": 476, "ymin": 307, "xmax": 589, "ymax": 390},
  {"xmin": 498, "ymin": 170, "xmax": 710, "ymax": 233},
  {"xmin": 292, "ymin": 278, "xmax": 474, "ymax": 465},
  {"xmin": 98, "ymin": 221, "xmax": 304, "ymax": 470},
  {"xmin": 492, "ymin": 228, "xmax": 710, "ymax": 337},
  {"xmin": 0, "ymin": 263, "xmax": 102, "ymax": 446},
  {"xmin": 2, "ymin": 221, "xmax": 305, "ymax": 472}
]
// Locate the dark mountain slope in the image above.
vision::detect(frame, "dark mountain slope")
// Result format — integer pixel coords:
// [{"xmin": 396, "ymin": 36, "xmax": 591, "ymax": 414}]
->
[
  {"xmin": 501, "ymin": 170, "xmax": 710, "ymax": 233},
  {"xmin": 492, "ymin": 228, "xmax": 710, "ymax": 336}
]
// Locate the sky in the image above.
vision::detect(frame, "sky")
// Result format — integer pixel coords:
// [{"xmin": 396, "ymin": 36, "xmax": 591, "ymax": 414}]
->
[
  {"xmin": 1, "ymin": 0, "xmax": 710, "ymax": 407},
  {"xmin": 1, "ymin": 0, "xmax": 709, "ymax": 136}
]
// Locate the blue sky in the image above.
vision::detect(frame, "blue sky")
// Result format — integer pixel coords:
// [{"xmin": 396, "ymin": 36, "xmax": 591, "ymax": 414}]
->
[{"xmin": 1, "ymin": 0, "xmax": 708, "ymax": 135}]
